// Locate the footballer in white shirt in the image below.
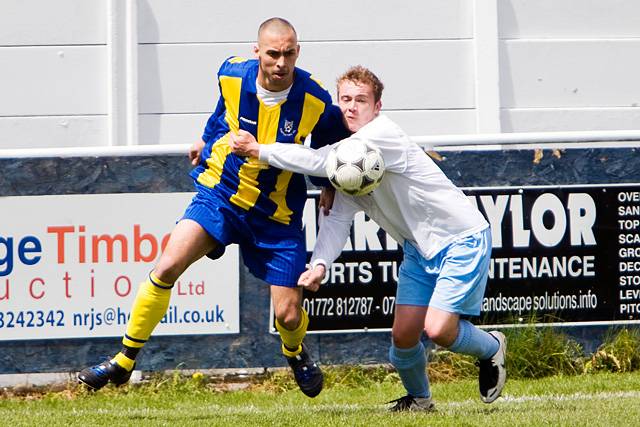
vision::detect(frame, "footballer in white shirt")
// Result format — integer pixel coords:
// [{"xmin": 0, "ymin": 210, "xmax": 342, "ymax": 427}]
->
[{"xmin": 229, "ymin": 65, "xmax": 507, "ymax": 411}]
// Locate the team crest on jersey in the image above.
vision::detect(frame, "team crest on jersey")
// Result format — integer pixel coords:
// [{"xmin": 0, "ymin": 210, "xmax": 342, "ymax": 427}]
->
[{"xmin": 280, "ymin": 119, "xmax": 296, "ymax": 137}]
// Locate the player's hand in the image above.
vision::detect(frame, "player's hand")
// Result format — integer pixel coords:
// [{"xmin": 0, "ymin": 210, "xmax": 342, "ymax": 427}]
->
[
  {"xmin": 229, "ymin": 130, "xmax": 260, "ymax": 157},
  {"xmin": 189, "ymin": 139, "xmax": 205, "ymax": 166},
  {"xmin": 298, "ymin": 264, "xmax": 326, "ymax": 292},
  {"xmin": 318, "ymin": 186, "xmax": 335, "ymax": 216}
]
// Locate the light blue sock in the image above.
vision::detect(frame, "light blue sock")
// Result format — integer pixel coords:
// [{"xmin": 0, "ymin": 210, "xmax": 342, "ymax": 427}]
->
[
  {"xmin": 388, "ymin": 341, "xmax": 430, "ymax": 398},
  {"xmin": 448, "ymin": 319, "xmax": 499, "ymax": 360}
]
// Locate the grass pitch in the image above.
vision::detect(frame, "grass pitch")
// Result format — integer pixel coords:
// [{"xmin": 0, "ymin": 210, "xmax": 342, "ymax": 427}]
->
[{"xmin": 2, "ymin": 371, "xmax": 639, "ymax": 426}]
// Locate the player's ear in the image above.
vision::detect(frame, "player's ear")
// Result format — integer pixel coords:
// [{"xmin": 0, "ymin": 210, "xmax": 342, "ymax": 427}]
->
[
  {"xmin": 374, "ymin": 99, "xmax": 382, "ymax": 116},
  {"xmin": 253, "ymin": 44, "xmax": 260, "ymax": 58}
]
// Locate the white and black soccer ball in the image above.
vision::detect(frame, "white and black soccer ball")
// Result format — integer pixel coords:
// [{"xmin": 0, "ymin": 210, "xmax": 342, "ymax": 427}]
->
[{"xmin": 325, "ymin": 139, "xmax": 385, "ymax": 196}]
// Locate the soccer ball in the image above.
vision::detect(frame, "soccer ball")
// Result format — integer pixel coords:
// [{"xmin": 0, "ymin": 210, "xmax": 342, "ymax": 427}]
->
[{"xmin": 325, "ymin": 139, "xmax": 385, "ymax": 196}]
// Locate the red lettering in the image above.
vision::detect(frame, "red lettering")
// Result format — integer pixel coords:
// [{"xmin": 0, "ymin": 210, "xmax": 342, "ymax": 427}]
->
[
  {"xmin": 90, "ymin": 269, "xmax": 95, "ymax": 298},
  {"xmin": 92, "ymin": 234, "xmax": 128, "ymax": 263},
  {"xmin": 177, "ymin": 281, "xmax": 186, "ymax": 295},
  {"xmin": 79, "ymin": 225, "xmax": 86, "ymax": 263},
  {"xmin": 114, "ymin": 275, "xmax": 131, "ymax": 297},
  {"xmin": 0, "ymin": 279, "xmax": 8, "ymax": 300},
  {"xmin": 63, "ymin": 271, "xmax": 72, "ymax": 298},
  {"xmin": 46, "ymin": 226, "xmax": 75, "ymax": 263},
  {"xmin": 29, "ymin": 278, "xmax": 44, "ymax": 299},
  {"xmin": 134, "ymin": 225, "xmax": 158, "ymax": 262}
]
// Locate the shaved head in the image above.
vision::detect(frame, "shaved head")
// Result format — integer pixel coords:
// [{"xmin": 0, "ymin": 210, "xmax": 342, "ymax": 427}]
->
[
  {"xmin": 258, "ymin": 17, "xmax": 297, "ymax": 41},
  {"xmin": 254, "ymin": 17, "xmax": 300, "ymax": 91}
]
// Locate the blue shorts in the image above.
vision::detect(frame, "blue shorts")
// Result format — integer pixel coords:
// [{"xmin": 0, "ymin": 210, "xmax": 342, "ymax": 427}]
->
[
  {"xmin": 396, "ymin": 228, "xmax": 492, "ymax": 316},
  {"xmin": 182, "ymin": 183, "xmax": 306, "ymax": 287}
]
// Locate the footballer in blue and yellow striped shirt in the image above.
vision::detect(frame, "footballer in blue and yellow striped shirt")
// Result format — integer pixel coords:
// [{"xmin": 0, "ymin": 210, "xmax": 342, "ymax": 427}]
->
[
  {"xmin": 191, "ymin": 56, "xmax": 344, "ymax": 229},
  {"xmin": 183, "ymin": 19, "xmax": 348, "ymax": 397},
  {"xmin": 186, "ymin": 55, "xmax": 347, "ymax": 288},
  {"xmin": 78, "ymin": 18, "xmax": 346, "ymax": 398}
]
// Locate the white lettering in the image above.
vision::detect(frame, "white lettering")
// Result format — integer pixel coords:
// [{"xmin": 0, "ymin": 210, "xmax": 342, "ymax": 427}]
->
[
  {"xmin": 531, "ymin": 193, "xmax": 566, "ymax": 247},
  {"xmin": 509, "ymin": 195, "xmax": 531, "ymax": 248},
  {"xmin": 618, "ymin": 191, "xmax": 640, "ymax": 203},
  {"xmin": 568, "ymin": 193, "xmax": 596, "ymax": 245},
  {"xmin": 353, "ymin": 212, "xmax": 382, "ymax": 251},
  {"xmin": 480, "ymin": 195, "xmax": 509, "ymax": 248},
  {"xmin": 489, "ymin": 255, "xmax": 595, "ymax": 279}
]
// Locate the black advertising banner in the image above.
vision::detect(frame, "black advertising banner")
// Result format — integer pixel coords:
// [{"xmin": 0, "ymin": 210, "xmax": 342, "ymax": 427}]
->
[
  {"xmin": 299, "ymin": 184, "xmax": 640, "ymax": 333},
  {"xmin": 477, "ymin": 184, "xmax": 619, "ymax": 327}
]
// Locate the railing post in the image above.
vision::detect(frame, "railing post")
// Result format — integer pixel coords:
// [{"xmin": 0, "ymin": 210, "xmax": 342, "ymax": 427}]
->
[
  {"xmin": 107, "ymin": 0, "xmax": 139, "ymax": 146},
  {"xmin": 473, "ymin": 0, "xmax": 501, "ymax": 133}
]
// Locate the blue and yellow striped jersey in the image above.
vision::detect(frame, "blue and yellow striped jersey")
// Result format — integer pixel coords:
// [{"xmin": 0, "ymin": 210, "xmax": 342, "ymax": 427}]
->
[{"xmin": 190, "ymin": 57, "xmax": 348, "ymax": 227}]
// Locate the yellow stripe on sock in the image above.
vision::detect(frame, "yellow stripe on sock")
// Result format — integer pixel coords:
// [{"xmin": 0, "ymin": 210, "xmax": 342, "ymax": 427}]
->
[
  {"xmin": 112, "ymin": 352, "xmax": 135, "ymax": 372},
  {"xmin": 276, "ymin": 308, "xmax": 309, "ymax": 357},
  {"xmin": 122, "ymin": 336, "xmax": 146, "ymax": 348},
  {"xmin": 281, "ymin": 343, "xmax": 302, "ymax": 358}
]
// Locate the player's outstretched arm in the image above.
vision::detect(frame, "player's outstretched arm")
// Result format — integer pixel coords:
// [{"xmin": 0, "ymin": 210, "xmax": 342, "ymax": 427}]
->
[{"xmin": 228, "ymin": 130, "xmax": 333, "ymax": 176}]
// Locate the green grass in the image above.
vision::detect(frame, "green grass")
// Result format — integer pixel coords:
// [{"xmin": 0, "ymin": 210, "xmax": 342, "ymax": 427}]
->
[
  {"xmin": 2, "ymin": 371, "xmax": 640, "ymax": 426},
  {"xmin": 3, "ymin": 327, "xmax": 640, "ymax": 426},
  {"xmin": 503, "ymin": 326, "xmax": 585, "ymax": 378},
  {"xmin": 587, "ymin": 328, "xmax": 640, "ymax": 373}
]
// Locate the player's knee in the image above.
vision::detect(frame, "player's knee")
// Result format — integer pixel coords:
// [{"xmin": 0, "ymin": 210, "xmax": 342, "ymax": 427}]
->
[
  {"xmin": 425, "ymin": 323, "xmax": 456, "ymax": 347},
  {"xmin": 275, "ymin": 305, "xmax": 300, "ymax": 330},
  {"xmin": 391, "ymin": 329, "xmax": 418, "ymax": 349},
  {"xmin": 153, "ymin": 258, "xmax": 187, "ymax": 284}
]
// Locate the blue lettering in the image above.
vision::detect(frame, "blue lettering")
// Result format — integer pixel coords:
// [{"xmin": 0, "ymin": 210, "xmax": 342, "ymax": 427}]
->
[
  {"xmin": 19, "ymin": 236, "xmax": 42, "ymax": 266},
  {"xmin": 215, "ymin": 305, "xmax": 225, "ymax": 322},
  {"xmin": 0, "ymin": 235, "xmax": 43, "ymax": 276},
  {"xmin": 0, "ymin": 237, "xmax": 14, "ymax": 276}
]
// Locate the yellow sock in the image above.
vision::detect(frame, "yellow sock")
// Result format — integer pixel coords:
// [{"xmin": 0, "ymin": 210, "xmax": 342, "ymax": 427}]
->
[
  {"xmin": 112, "ymin": 352, "xmax": 135, "ymax": 371},
  {"xmin": 122, "ymin": 272, "xmax": 173, "ymax": 349},
  {"xmin": 275, "ymin": 308, "xmax": 309, "ymax": 357}
]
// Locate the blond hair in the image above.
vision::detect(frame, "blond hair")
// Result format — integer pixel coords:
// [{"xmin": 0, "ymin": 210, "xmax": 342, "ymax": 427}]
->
[{"xmin": 336, "ymin": 65, "xmax": 384, "ymax": 102}]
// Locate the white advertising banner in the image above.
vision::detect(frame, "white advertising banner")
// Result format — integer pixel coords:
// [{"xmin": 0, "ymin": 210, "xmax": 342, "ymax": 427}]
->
[{"xmin": 0, "ymin": 193, "xmax": 240, "ymax": 340}]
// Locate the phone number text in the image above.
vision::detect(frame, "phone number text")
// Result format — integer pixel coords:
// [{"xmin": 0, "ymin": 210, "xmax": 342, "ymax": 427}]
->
[{"xmin": 303, "ymin": 296, "xmax": 396, "ymax": 317}]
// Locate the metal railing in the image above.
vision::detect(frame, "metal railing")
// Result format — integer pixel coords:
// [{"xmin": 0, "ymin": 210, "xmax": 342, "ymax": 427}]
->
[{"xmin": 1, "ymin": 129, "xmax": 640, "ymax": 159}]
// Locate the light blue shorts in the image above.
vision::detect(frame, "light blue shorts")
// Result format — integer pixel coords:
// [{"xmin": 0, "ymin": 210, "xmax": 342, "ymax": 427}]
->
[{"xmin": 396, "ymin": 228, "xmax": 492, "ymax": 316}]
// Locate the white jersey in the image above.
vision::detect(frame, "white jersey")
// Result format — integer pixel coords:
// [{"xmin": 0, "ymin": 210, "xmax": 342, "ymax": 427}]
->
[{"xmin": 259, "ymin": 114, "xmax": 489, "ymax": 265}]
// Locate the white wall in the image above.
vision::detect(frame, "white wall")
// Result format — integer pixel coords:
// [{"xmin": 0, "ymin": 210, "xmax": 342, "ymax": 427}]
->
[
  {"xmin": 499, "ymin": 0, "xmax": 640, "ymax": 131},
  {"xmin": 0, "ymin": 0, "xmax": 108, "ymax": 148},
  {"xmin": 0, "ymin": 0, "xmax": 639, "ymax": 149}
]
